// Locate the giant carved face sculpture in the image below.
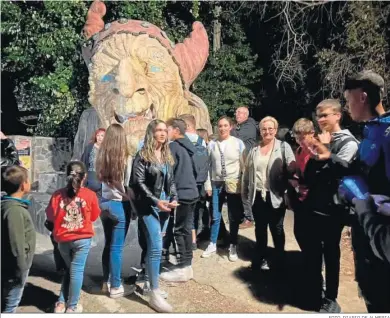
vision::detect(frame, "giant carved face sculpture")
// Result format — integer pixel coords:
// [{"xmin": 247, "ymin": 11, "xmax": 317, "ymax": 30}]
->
[{"xmin": 82, "ymin": 0, "xmax": 212, "ymax": 154}]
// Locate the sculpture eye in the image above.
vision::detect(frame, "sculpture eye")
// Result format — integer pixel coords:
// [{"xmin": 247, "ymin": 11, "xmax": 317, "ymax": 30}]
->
[
  {"xmin": 150, "ymin": 65, "xmax": 162, "ymax": 73},
  {"xmin": 136, "ymin": 88, "xmax": 146, "ymax": 95},
  {"xmin": 101, "ymin": 74, "xmax": 115, "ymax": 82}
]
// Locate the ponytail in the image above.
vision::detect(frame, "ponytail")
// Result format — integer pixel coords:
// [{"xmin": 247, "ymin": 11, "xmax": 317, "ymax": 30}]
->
[{"xmin": 66, "ymin": 161, "xmax": 86, "ymax": 198}]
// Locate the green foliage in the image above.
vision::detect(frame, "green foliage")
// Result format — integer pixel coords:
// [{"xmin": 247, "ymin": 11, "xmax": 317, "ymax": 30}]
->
[
  {"xmin": 316, "ymin": 1, "xmax": 389, "ymax": 101},
  {"xmin": 2, "ymin": 1, "xmax": 389, "ymax": 140},
  {"xmin": 193, "ymin": 6, "xmax": 262, "ymax": 122},
  {"xmin": 1, "ymin": 0, "xmax": 169, "ymax": 139},
  {"xmin": 2, "ymin": 0, "xmax": 89, "ymax": 137}
]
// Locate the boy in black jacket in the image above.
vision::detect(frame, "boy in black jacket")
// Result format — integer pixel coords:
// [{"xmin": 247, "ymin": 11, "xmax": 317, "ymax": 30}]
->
[
  {"xmin": 303, "ymin": 99, "xmax": 359, "ymax": 313},
  {"xmin": 1, "ymin": 165, "xmax": 36, "ymax": 313},
  {"xmin": 307, "ymin": 71, "xmax": 390, "ymax": 313},
  {"xmin": 161, "ymin": 118, "xmax": 199, "ymax": 283}
]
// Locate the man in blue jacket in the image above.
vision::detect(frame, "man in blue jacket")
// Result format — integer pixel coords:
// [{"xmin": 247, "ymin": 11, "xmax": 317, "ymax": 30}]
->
[{"xmin": 307, "ymin": 70, "xmax": 390, "ymax": 313}]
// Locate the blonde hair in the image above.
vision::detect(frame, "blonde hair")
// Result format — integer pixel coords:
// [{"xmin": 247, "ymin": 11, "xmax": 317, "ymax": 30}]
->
[
  {"xmin": 140, "ymin": 120, "xmax": 174, "ymax": 165},
  {"xmin": 316, "ymin": 99, "xmax": 342, "ymax": 113},
  {"xmin": 259, "ymin": 116, "xmax": 279, "ymax": 130},
  {"xmin": 196, "ymin": 128, "xmax": 209, "ymax": 144},
  {"xmin": 292, "ymin": 118, "xmax": 315, "ymax": 135}
]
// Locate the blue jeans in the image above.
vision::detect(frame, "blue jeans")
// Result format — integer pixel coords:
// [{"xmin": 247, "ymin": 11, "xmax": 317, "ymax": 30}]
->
[
  {"xmin": 58, "ymin": 238, "xmax": 91, "ymax": 309},
  {"xmin": 210, "ymin": 181, "xmax": 243, "ymax": 244},
  {"xmin": 140, "ymin": 211, "xmax": 170, "ymax": 290},
  {"xmin": 2, "ymin": 270, "xmax": 30, "ymax": 313},
  {"xmin": 100, "ymin": 200, "xmax": 130, "ymax": 288}
]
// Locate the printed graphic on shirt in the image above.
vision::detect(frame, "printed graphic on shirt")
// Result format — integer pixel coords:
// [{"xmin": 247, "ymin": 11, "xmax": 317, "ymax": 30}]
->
[{"xmin": 60, "ymin": 197, "xmax": 86, "ymax": 230}]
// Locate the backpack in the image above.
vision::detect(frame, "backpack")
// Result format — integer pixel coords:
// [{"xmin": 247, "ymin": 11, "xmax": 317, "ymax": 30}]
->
[{"xmin": 191, "ymin": 136, "xmax": 210, "ymax": 185}]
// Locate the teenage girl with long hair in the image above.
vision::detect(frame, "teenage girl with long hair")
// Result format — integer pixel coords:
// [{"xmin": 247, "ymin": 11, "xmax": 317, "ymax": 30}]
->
[
  {"xmin": 131, "ymin": 119, "xmax": 178, "ymax": 312},
  {"xmin": 46, "ymin": 161, "xmax": 100, "ymax": 313},
  {"xmin": 95, "ymin": 123, "xmax": 134, "ymax": 298}
]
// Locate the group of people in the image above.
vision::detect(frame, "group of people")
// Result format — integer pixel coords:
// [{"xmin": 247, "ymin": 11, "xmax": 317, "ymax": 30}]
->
[{"xmin": 1, "ymin": 70, "xmax": 389, "ymax": 314}]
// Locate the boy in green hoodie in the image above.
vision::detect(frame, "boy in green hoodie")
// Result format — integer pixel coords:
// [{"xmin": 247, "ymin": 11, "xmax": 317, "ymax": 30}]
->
[{"xmin": 1, "ymin": 165, "xmax": 36, "ymax": 313}]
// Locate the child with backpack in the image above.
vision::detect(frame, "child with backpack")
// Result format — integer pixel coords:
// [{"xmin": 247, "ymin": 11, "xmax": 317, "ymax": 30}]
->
[
  {"xmin": 46, "ymin": 161, "xmax": 100, "ymax": 313},
  {"xmin": 1, "ymin": 165, "xmax": 35, "ymax": 313}
]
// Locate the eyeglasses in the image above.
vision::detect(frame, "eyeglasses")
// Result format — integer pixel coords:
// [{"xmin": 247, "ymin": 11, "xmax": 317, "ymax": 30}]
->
[
  {"xmin": 316, "ymin": 113, "xmax": 336, "ymax": 119},
  {"xmin": 261, "ymin": 128, "xmax": 275, "ymax": 132}
]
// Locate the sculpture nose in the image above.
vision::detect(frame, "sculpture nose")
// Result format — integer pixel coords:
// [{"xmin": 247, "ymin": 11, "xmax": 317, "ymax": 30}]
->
[{"xmin": 115, "ymin": 58, "xmax": 147, "ymax": 98}]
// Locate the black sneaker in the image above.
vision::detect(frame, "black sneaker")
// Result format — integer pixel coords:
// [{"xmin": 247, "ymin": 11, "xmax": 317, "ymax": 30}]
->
[
  {"xmin": 260, "ymin": 259, "xmax": 270, "ymax": 270},
  {"xmin": 319, "ymin": 298, "xmax": 341, "ymax": 313}
]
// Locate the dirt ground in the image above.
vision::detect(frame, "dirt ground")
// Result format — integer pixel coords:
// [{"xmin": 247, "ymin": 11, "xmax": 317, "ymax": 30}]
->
[{"xmin": 17, "ymin": 211, "xmax": 366, "ymax": 313}]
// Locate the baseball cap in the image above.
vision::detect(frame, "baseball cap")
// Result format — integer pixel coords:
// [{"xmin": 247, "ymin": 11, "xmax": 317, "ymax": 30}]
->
[{"xmin": 345, "ymin": 70, "xmax": 385, "ymax": 96}]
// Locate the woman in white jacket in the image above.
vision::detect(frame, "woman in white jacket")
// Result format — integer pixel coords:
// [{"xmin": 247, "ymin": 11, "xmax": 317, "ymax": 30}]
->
[{"xmin": 202, "ymin": 116, "xmax": 246, "ymax": 262}]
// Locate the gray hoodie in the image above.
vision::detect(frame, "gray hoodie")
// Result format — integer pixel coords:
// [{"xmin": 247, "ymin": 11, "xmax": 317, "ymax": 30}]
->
[{"xmin": 331, "ymin": 129, "xmax": 359, "ymax": 162}]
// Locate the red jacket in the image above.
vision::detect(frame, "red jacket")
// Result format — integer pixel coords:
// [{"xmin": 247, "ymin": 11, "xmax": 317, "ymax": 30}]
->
[
  {"xmin": 295, "ymin": 146, "xmax": 311, "ymax": 201},
  {"xmin": 45, "ymin": 187, "xmax": 101, "ymax": 243}
]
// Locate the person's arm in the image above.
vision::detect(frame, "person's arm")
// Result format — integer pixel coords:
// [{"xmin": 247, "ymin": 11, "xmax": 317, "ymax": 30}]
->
[
  {"xmin": 124, "ymin": 156, "xmax": 133, "ymax": 187},
  {"xmin": 305, "ymin": 138, "xmax": 360, "ymax": 177},
  {"xmin": 337, "ymin": 140, "xmax": 359, "ymax": 162},
  {"xmin": 204, "ymin": 142, "xmax": 213, "ymax": 192},
  {"xmin": 238, "ymin": 139, "xmax": 246, "ymax": 173},
  {"xmin": 354, "ymin": 197, "xmax": 390, "ymax": 264},
  {"xmin": 45, "ymin": 194, "xmax": 56, "ymax": 222},
  {"xmin": 81, "ymin": 144, "xmax": 92, "ymax": 169},
  {"xmin": 7, "ymin": 210, "xmax": 29, "ymax": 274},
  {"xmin": 241, "ymin": 148, "xmax": 252, "ymax": 202},
  {"xmin": 90, "ymin": 192, "xmax": 101, "ymax": 222},
  {"xmin": 168, "ymin": 170, "xmax": 178, "ymax": 203},
  {"xmin": 132, "ymin": 155, "xmax": 159, "ymax": 204},
  {"xmin": 284, "ymin": 142, "xmax": 297, "ymax": 177}
]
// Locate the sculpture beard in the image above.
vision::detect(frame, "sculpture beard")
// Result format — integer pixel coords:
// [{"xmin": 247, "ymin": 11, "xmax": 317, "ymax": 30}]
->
[{"xmin": 88, "ymin": 33, "xmax": 191, "ymax": 155}]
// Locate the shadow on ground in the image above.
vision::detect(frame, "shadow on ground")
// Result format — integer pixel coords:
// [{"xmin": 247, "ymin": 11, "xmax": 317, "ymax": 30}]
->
[
  {"xmin": 28, "ymin": 239, "xmax": 145, "ymax": 310},
  {"xmin": 232, "ymin": 233, "xmax": 318, "ymax": 312},
  {"xmin": 19, "ymin": 282, "xmax": 58, "ymax": 312}
]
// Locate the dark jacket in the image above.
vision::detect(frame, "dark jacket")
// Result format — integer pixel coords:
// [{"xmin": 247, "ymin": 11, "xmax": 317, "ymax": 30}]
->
[
  {"xmin": 81, "ymin": 143, "xmax": 94, "ymax": 169},
  {"xmin": 81, "ymin": 143, "xmax": 101, "ymax": 192},
  {"xmin": 1, "ymin": 196, "xmax": 36, "ymax": 279},
  {"xmin": 1, "ymin": 138, "xmax": 20, "ymax": 167},
  {"xmin": 169, "ymin": 137, "xmax": 199, "ymax": 202},
  {"xmin": 327, "ymin": 113, "xmax": 390, "ymax": 312},
  {"xmin": 130, "ymin": 153, "xmax": 177, "ymax": 215},
  {"xmin": 352, "ymin": 196, "xmax": 390, "ymax": 312},
  {"xmin": 304, "ymin": 130, "xmax": 358, "ymax": 216},
  {"xmin": 231, "ymin": 117, "xmax": 258, "ymax": 150}
]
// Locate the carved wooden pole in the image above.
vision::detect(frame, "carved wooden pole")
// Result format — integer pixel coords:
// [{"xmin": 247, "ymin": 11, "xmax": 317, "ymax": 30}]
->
[{"xmin": 212, "ymin": 5, "xmax": 222, "ymax": 54}]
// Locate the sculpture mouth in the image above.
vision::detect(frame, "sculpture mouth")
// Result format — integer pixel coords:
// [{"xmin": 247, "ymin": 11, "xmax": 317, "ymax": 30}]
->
[{"xmin": 114, "ymin": 106, "xmax": 155, "ymax": 124}]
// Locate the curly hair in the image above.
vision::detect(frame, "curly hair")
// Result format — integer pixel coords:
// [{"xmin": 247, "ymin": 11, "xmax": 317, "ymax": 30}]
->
[{"xmin": 139, "ymin": 119, "xmax": 174, "ymax": 165}]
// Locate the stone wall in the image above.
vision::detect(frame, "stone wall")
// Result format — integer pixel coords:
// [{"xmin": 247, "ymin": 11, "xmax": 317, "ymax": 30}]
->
[{"xmin": 9, "ymin": 135, "xmax": 72, "ymax": 194}]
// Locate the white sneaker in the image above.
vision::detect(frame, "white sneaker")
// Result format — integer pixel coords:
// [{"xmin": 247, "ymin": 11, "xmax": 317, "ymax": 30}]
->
[
  {"xmin": 201, "ymin": 243, "xmax": 217, "ymax": 258},
  {"xmin": 184, "ymin": 266, "xmax": 194, "ymax": 280},
  {"xmin": 149, "ymin": 289, "xmax": 173, "ymax": 313},
  {"xmin": 142, "ymin": 281, "xmax": 168, "ymax": 299},
  {"xmin": 160, "ymin": 267, "xmax": 191, "ymax": 282},
  {"xmin": 101, "ymin": 281, "xmax": 111, "ymax": 294},
  {"xmin": 110, "ymin": 284, "xmax": 136, "ymax": 298},
  {"xmin": 65, "ymin": 304, "xmax": 83, "ymax": 313},
  {"xmin": 228, "ymin": 244, "xmax": 238, "ymax": 262}
]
